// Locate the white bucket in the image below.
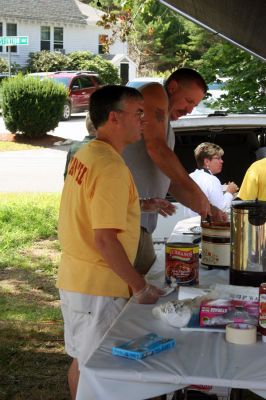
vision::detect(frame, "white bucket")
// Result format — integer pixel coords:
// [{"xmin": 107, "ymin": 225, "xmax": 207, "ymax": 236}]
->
[{"xmin": 201, "ymin": 222, "xmax": 231, "ymax": 268}]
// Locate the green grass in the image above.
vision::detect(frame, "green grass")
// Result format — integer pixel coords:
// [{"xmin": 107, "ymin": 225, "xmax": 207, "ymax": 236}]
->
[
  {"xmin": 0, "ymin": 193, "xmax": 70, "ymax": 399},
  {"xmin": 0, "ymin": 193, "xmax": 62, "ymax": 322},
  {"xmin": 0, "ymin": 193, "xmax": 60, "ymax": 269},
  {"xmin": 0, "ymin": 141, "xmax": 42, "ymax": 151}
]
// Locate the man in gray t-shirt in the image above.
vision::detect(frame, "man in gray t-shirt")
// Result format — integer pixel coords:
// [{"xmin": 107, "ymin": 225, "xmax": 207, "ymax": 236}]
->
[{"xmin": 123, "ymin": 68, "xmax": 226, "ymax": 275}]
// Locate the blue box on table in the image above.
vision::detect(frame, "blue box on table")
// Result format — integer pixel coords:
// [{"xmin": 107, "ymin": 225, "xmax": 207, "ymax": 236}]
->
[{"xmin": 112, "ymin": 333, "xmax": 176, "ymax": 360}]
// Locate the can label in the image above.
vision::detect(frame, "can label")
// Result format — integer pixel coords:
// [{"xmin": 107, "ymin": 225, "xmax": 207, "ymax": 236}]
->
[{"xmin": 165, "ymin": 243, "xmax": 199, "ymax": 286}]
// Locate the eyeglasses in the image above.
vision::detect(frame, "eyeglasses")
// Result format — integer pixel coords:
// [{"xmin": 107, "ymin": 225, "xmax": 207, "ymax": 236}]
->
[{"xmin": 116, "ymin": 109, "xmax": 145, "ymax": 119}]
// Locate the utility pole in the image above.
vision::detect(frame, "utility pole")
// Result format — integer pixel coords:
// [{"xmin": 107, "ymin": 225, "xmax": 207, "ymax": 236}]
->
[{"xmin": 8, "ymin": 46, "xmax": 11, "ymax": 77}]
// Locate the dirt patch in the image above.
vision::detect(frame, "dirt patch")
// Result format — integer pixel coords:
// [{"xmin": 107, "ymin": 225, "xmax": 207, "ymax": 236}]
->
[
  {"xmin": 19, "ymin": 239, "xmax": 60, "ymax": 262},
  {"xmin": 0, "ymin": 133, "xmax": 66, "ymax": 148}
]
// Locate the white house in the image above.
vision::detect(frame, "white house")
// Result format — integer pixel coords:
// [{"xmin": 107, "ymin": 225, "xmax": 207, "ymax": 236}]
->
[{"xmin": 0, "ymin": 0, "xmax": 136, "ymax": 83}]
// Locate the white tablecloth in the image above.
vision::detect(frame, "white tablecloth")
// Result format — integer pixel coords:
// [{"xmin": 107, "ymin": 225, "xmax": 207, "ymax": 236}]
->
[{"xmin": 76, "ymin": 249, "xmax": 266, "ymax": 400}]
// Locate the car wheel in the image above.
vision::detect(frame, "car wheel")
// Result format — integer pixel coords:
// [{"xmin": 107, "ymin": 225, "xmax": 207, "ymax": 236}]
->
[{"xmin": 62, "ymin": 102, "xmax": 71, "ymax": 121}]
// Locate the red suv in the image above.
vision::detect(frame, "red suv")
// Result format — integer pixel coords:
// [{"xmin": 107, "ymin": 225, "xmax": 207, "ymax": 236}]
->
[{"xmin": 48, "ymin": 71, "xmax": 102, "ymax": 120}]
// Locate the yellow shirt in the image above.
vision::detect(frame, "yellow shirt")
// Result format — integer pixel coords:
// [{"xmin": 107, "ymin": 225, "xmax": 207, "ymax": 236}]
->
[
  {"xmin": 57, "ymin": 140, "xmax": 140, "ymax": 298},
  {"xmin": 238, "ymin": 158, "xmax": 266, "ymax": 201}
]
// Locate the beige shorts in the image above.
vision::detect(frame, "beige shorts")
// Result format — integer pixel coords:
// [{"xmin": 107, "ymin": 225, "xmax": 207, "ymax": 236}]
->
[{"xmin": 59, "ymin": 289, "xmax": 127, "ymax": 366}]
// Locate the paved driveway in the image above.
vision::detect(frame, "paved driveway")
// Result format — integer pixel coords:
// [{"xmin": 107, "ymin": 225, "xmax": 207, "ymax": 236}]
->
[{"xmin": 0, "ymin": 114, "xmax": 88, "ymax": 192}]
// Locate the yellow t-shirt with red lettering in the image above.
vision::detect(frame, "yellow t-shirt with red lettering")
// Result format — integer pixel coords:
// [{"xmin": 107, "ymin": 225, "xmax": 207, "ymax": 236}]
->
[
  {"xmin": 57, "ymin": 140, "xmax": 140, "ymax": 298},
  {"xmin": 238, "ymin": 158, "xmax": 266, "ymax": 201}
]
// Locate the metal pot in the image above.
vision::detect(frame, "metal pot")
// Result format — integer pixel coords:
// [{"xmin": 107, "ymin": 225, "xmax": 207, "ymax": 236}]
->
[
  {"xmin": 201, "ymin": 221, "xmax": 231, "ymax": 268},
  {"xmin": 230, "ymin": 200, "xmax": 266, "ymax": 287}
]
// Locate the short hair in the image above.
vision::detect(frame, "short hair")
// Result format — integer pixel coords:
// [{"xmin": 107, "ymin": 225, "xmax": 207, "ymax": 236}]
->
[
  {"xmin": 194, "ymin": 142, "xmax": 224, "ymax": 168},
  {"xmin": 165, "ymin": 68, "xmax": 208, "ymax": 94},
  {"xmin": 89, "ymin": 85, "xmax": 143, "ymax": 129}
]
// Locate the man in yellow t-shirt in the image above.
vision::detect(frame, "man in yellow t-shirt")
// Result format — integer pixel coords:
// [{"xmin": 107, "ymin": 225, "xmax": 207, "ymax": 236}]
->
[
  {"xmin": 57, "ymin": 85, "xmax": 174, "ymax": 399},
  {"xmin": 238, "ymin": 158, "xmax": 266, "ymax": 201}
]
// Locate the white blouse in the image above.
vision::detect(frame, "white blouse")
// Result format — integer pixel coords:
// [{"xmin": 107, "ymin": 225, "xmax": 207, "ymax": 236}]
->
[{"xmin": 184, "ymin": 169, "xmax": 233, "ymax": 218}]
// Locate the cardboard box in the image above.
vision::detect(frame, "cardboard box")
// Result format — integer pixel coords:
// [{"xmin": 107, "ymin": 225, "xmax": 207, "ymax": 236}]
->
[{"xmin": 200, "ymin": 298, "xmax": 259, "ymax": 328}]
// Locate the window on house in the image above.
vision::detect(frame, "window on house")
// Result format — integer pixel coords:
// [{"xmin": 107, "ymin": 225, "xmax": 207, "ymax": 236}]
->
[
  {"xmin": 0, "ymin": 23, "xmax": 2, "ymax": 52},
  {"xmin": 54, "ymin": 27, "xmax": 63, "ymax": 51},
  {"xmin": 98, "ymin": 34, "xmax": 108, "ymax": 54},
  {"xmin": 6, "ymin": 23, "xmax": 17, "ymax": 53},
  {"xmin": 41, "ymin": 26, "xmax": 50, "ymax": 50}
]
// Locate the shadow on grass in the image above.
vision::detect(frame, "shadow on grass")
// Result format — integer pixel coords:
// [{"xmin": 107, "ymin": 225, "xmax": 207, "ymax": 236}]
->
[
  {"xmin": 0, "ymin": 319, "xmax": 70, "ymax": 399},
  {"xmin": 0, "ymin": 132, "xmax": 73, "ymax": 152},
  {"xmin": 0, "ymin": 257, "xmax": 71, "ymax": 399},
  {"xmin": 0, "ymin": 266, "xmax": 60, "ymax": 321}
]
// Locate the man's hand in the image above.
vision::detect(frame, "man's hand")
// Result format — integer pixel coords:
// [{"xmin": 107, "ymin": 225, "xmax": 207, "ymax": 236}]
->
[
  {"xmin": 141, "ymin": 198, "xmax": 176, "ymax": 216},
  {"xmin": 133, "ymin": 283, "xmax": 164, "ymax": 304},
  {"xmin": 193, "ymin": 194, "xmax": 212, "ymax": 220},
  {"xmin": 209, "ymin": 204, "xmax": 228, "ymax": 222},
  {"xmin": 226, "ymin": 181, "xmax": 239, "ymax": 195}
]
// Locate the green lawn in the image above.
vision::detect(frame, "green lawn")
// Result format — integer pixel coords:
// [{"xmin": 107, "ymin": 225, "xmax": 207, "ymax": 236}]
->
[
  {"xmin": 0, "ymin": 141, "xmax": 42, "ymax": 151},
  {"xmin": 0, "ymin": 193, "xmax": 70, "ymax": 399}
]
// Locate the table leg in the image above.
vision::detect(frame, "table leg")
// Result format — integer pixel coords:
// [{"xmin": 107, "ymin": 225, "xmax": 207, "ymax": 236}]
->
[
  {"xmin": 170, "ymin": 389, "xmax": 185, "ymax": 400},
  {"xmin": 230, "ymin": 389, "xmax": 244, "ymax": 400}
]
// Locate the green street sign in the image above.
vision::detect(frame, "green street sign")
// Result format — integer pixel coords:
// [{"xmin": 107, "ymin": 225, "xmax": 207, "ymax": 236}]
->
[{"xmin": 0, "ymin": 36, "xmax": 29, "ymax": 46}]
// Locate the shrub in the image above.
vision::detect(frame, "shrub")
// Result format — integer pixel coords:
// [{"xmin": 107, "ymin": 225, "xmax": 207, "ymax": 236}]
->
[
  {"xmin": 67, "ymin": 51, "xmax": 120, "ymax": 84},
  {"xmin": 26, "ymin": 50, "xmax": 120, "ymax": 84},
  {"xmin": 0, "ymin": 57, "xmax": 8, "ymax": 73},
  {"xmin": 27, "ymin": 51, "xmax": 68, "ymax": 72},
  {"xmin": 2, "ymin": 74, "xmax": 68, "ymax": 137},
  {"xmin": 0, "ymin": 57, "xmax": 20, "ymax": 74},
  {"xmin": 66, "ymin": 50, "xmax": 95, "ymax": 69}
]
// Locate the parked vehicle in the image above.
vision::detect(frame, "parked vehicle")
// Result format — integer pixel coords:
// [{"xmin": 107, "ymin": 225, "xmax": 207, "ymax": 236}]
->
[
  {"xmin": 27, "ymin": 72, "xmax": 54, "ymax": 79},
  {"xmin": 126, "ymin": 77, "xmax": 165, "ymax": 89},
  {"xmin": 29, "ymin": 71, "xmax": 101, "ymax": 120},
  {"xmin": 47, "ymin": 71, "xmax": 102, "ymax": 120},
  {"xmin": 153, "ymin": 112, "xmax": 266, "ymax": 241}
]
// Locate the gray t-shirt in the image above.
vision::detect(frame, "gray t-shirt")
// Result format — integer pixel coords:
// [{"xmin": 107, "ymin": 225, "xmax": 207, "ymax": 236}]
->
[{"xmin": 123, "ymin": 122, "xmax": 175, "ymax": 233}]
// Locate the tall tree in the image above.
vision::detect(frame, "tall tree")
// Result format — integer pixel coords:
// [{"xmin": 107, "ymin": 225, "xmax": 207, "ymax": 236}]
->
[
  {"xmin": 85, "ymin": 0, "xmax": 209, "ymax": 74},
  {"xmin": 85, "ymin": 0, "xmax": 266, "ymax": 112},
  {"xmin": 197, "ymin": 42, "xmax": 266, "ymax": 112}
]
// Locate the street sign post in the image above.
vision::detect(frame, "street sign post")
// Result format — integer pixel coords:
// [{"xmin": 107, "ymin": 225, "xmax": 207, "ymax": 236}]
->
[{"xmin": 0, "ymin": 36, "xmax": 29, "ymax": 76}]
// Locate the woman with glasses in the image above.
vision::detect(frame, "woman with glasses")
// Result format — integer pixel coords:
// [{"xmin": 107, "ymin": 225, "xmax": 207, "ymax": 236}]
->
[{"xmin": 183, "ymin": 142, "xmax": 238, "ymax": 218}]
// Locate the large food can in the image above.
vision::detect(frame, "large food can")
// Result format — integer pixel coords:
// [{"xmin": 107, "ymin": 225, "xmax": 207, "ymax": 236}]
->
[{"xmin": 165, "ymin": 242, "xmax": 199, "ymax": 286}]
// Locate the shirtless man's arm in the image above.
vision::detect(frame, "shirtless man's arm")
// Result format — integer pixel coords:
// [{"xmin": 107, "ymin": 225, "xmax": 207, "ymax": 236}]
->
[{"xmin": 141, "ymin": 83, "xmax": 214, "ymax": 219}]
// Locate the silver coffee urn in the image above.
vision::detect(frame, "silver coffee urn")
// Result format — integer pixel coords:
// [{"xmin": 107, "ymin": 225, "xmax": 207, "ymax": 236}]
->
[{"xmin": 230, "ymin": 200, "xmax": 266, "ymax": 287}]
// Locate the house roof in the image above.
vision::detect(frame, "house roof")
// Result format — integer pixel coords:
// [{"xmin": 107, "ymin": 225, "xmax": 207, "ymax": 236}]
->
[
  {"xmin": 0, "ymin": 0, "xmax": 87, "ymax": 25},
  {"xmin": 103, "ymin": 54, "xmax": 136, "ymax": 66},
  {"xmin": 74, "ymin": 0, "xmax": 105, "ymax": 23}
]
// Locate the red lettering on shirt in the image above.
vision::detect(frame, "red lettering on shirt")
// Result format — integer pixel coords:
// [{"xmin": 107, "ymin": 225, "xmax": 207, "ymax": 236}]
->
[
  {"xmin": 68, "ymin": 157, "xmax": 78, "ymax": 176},
  {"xmin": 68, "ymin": 157, "xmax": 87, "ymax": 184},
  {"xmin": 76, "ymin": 164, "xmax": 87, "ymax": 185}
]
